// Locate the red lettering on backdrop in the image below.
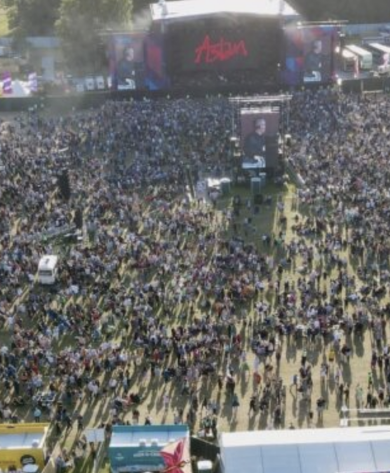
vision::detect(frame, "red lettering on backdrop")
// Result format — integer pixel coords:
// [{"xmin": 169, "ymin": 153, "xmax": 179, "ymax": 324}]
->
[{"xmin": 194, "ymin": 35, "xmax": 248, "ymax": 64}]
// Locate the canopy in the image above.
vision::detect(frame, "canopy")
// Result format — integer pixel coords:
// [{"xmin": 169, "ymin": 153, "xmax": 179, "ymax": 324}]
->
[
  {"xmin": 151, "ymin": 0, "xmax": 299, "ymax": 22},
  {"xmin": 220, "ymin": 427, "xmax": 390, "ymax": 473}
]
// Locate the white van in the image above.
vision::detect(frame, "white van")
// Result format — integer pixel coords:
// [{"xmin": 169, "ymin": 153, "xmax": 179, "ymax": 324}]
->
[
  {"xmin": 378, "ymin": 63, "xmax": 390, "ymax": 75},
  {"xmin": 37, "ymin": 255, "xmax": 58, "ymax": 284}
]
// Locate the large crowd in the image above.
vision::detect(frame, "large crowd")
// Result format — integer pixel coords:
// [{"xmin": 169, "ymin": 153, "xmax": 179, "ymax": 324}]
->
[{"xmin": 1, "ymin": 89, "xmax": 390, "ymax": 458}]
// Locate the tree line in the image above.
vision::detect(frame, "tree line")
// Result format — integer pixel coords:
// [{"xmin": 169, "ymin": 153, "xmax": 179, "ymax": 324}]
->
[
  {"xmin": 2, "ymin": 0, "xmax": 390, "ymax": 74},
  {"xmin": 1, "ymin": 0, "xmax": 133, "ymax": 74}
]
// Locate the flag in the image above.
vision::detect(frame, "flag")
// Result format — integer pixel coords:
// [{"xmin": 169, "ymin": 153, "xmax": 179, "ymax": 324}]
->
[
  {"xmin": 28, "ymin": 72, "xmax": 38, "ymax": 93},
  {"xmin": 160, "ymin": 438, "xmax": 191, "ymax": 473},
  {"xmin": 2, "ymin": 71, "xmax": 12, "ymax": 94}
]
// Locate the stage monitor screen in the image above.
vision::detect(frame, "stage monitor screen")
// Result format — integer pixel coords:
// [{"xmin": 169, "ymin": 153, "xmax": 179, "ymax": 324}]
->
[
  {"xmin": 282, "ymin": 25, "xmax": 337, "ymax": 86},
  {"xmin": 240, "ymin": 109, "xmax": 279, "ymax": 170},
  {"xmin": 144, "ymin": 32, "xmax": 170, "ymax": 90},
  {"xmin": 109, "ymin": 33, "xmax": 147, "ymax": 90}
]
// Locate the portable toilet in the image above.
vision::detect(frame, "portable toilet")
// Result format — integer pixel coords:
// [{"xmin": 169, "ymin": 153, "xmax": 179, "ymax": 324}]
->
[
  {"xmin": 251, "ymin": 177, "xmax": 261, "ymax": 195},
  {"xmin": 197, "ymin": 460, "xmax": 213, "ymax": 473},
  {"xmin": 220, "ymin": 178, "xmax": 231, "ymax": 196},
  {"xmin": 22, "ymin": 465, "xmax": 40, "ymax": 473},
  {"xmin": 259, "ymin": 172, "xmax": 266, "ymax": 187}
]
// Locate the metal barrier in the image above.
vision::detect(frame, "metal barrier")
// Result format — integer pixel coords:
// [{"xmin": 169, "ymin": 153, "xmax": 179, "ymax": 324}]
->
[
  {"xmin": 93, "ymin": 438, "xmax": 110, "ymax": 473},
  {"xmin": 0, "ymin": 76, "xmax": 389, "ymax": 114},
  {"xmin": 340, "ymin": 406, "xmax": 390, "ymax": 427}
]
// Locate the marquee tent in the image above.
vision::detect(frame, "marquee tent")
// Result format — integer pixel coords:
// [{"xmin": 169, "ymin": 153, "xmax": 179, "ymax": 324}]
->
[
  {"xmin": 219, "ymin": 426, "xmax": 390, "ymax": 473},
  {"xmin": 150, "ymin": 0, "xmax": 299, "ymax": 22}
]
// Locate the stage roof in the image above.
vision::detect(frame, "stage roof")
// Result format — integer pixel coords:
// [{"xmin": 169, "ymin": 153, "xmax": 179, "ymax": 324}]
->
[{"xmin": 151, "ymin": 0, "xmax": 299, "ymax": 22}]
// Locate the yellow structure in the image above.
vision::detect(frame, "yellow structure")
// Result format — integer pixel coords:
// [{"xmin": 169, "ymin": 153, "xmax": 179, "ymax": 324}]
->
[{"xmin": 0, "ymin": 423, "xmax": 49, "ymax": 471}]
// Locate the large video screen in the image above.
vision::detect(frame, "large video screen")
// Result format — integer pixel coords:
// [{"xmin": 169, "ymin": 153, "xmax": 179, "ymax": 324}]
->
[
  {"xmin": 144, "ymin": 32, "xmax": 170, "ymax": 90},
  {"xmin": 109, "ymin": 33, "xmax": 146, "ymax": 90},
  {"xmin": 166, "ymin": 17, "xmax": 281, "ymax": 74},
  {"xmin": 240, "ymin": 109, "xmax": 279, "ymax": 170},
  {"xmin": 282, "ymin": 26, "xmax": 337, "ymax": 86}
]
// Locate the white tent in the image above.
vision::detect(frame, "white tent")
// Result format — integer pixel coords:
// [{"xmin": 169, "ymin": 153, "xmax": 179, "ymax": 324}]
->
[
  {"xmin": 150, "ymin": 0, "xmax": 299, "ymax": 22},
  {"xmin": 219, "ymin": 427, "xmax": 390, "ymax": 473}
]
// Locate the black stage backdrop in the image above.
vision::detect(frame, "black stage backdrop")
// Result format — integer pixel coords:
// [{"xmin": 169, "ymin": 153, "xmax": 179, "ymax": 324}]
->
[{"xmin": 165, "ymin": 15, "xmax": 282, "ymax": 77}]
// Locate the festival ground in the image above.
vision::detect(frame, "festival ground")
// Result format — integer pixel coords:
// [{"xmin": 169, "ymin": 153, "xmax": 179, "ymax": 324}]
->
[{"xmin": 1, "ymin": 179, "xmax": 386, "ymax": 473}]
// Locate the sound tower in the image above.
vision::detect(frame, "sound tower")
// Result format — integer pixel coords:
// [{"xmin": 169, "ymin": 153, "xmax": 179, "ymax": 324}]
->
[
  {"xmin": 58, "ymin": 169, "xmax": 71, "ymax": 201},
  {"xmin": 74, "ymin": 208, "xmax": 83, "ymax": 230},
  {"xmin": 254, "ymin": 194, "xmax": 264, "ymax": 205}
]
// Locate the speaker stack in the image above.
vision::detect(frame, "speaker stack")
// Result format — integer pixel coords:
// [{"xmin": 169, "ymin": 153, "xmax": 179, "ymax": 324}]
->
[
  {"xmin": 74, "ymin": 208, "xmax": 83, "ymax": 230},
  {"xmin": 58, "ymin": 169, "xmax": 71, "ymax": 200}
]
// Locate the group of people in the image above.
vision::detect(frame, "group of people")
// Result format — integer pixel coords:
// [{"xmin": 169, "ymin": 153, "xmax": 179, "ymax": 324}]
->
[{"xmin": 0, "ymin": 88, "xmax": 390, "ymax": 447}]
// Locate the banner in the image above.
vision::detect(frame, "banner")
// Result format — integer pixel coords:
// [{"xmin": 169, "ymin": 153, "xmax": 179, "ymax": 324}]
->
[{"xmin": 28, "ymin": 72, "xmax": 38, "ymax": 94}]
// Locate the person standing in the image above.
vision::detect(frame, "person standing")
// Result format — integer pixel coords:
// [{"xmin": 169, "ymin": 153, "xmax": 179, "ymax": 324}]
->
[
  {"xmin": 316, "ymin": 397, "xmax": 326, "ymax": 421},
  {"xmin": 248, "ymin": 395, "xmax": 257, "ymax": 416},
  {"xmin": 355, "ymin": 384, "xmax": 364, "ymax": 407},
  {"xmin": 344, "ymin": 384, "xmax": 350, "ymax": 405},
  {"xmin": 145, "ymin": 413, "xmax": 152, "ymax": 425},
  {"xmin": 77, "ymin": 414, "xmax": 84, "ymax": 432},
  {"xmin": 163, "ymin": 393, "xmax": 170, "ymax": 412},
  {"xmin": 231, "ymin": 393, "xmax": 240, "ymax": 419},
  {"xmin": 33, "ymin": 407, "xmax": 42, "ymax": 422}
]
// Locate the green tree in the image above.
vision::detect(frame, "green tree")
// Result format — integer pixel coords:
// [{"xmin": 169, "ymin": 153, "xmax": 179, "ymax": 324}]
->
[
  {"xmin": 56, "ymin": 0, "xmax": 132, "ymax": 75},
  {"xmin": 1, "ymin": 0, "xmax": 61, "ymax": 37}
]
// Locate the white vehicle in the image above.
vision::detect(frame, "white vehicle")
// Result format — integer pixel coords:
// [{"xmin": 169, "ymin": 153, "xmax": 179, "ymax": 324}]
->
[
  {"xmin": 378, "ymin": 63, "xmax": 390, "ymax": 75},
  {"xmin": 345, "ymin": 45, "xmax": 373, "ymax": 70},
  {"xmin": 37, "ymin": 255, "xmax": 58, "ymax": 284},
  {"xmin": 366, "ymin": 42, "xmax": 390, "ymax": 66},
  {"xmin": 339, "ymin": 49, "xmax": 357, "ymax": 73}
]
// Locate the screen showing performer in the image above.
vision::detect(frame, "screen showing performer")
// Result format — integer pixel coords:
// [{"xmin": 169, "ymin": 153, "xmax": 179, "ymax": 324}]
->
[
  {"xmin": 109, "ymin": 34, "xmax": 146, "ymax": 90},
  {"xmin": 240, "ymin": 111, "xmax": 279, "ymax": 170},
  {"xmin": 282, "ymin": 25, "xmax": 337, "ymax": 86},
  {"xmin": 304, "ymin": 39, "xmax": 324, "ymax": 82}
]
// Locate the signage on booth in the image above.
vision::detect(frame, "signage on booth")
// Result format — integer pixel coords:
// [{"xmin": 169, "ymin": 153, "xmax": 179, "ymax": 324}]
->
[{"xmin": 20, "ymin": 455, "xmax": 36, "ymax": 466}]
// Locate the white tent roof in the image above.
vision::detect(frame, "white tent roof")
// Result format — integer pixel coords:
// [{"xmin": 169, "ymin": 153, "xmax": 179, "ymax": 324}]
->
[
  {"xmin": 0, "ymin": 432, "xmax": 45, "ymax": 449},
  {"xmin": 110, "ymin": 425, "xmax": 189, "ymax": 448},
  {"xmin": 151, "ymin": 0, "xmax": 299, "ymax": 22},
  {"xmin": 220, "ymin": 427, "xmax": 390, "ymax": 473}
]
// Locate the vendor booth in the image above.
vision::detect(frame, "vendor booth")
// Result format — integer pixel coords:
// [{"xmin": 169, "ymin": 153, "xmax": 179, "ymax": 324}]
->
[
  {"xmin": 109, "ymin": 425, "xmax": 191, "ymax": 473},
  {"xmin": 219, "ymin": 426, "xmax": 390, "ymax": 473},
  {"xmin": 0, "ymin": 423, "xmax": 49, "ymax": 472}
]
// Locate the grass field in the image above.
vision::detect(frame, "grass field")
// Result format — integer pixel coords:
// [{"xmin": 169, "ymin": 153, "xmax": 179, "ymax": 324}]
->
[{"xmin": 1, "ymin": 176, "xmax": 388, "ymax": 473}]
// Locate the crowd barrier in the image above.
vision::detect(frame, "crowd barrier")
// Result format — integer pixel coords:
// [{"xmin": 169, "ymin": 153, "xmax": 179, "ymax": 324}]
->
[
  {"xmin": 1, "ymin": 77, "xmax": 390, "ymax": 113},
  {"xmin": 342, "ymin": 77, "xmax": 390, "ymax": 93},
  {"xmin": 0, "ymin": 84, "xmax": 281, "ymax": 113}
]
